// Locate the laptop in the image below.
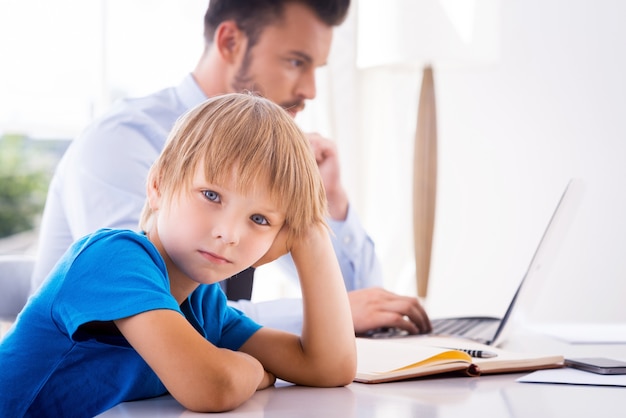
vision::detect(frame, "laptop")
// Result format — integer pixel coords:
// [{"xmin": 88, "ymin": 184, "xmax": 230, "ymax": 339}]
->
[{"xmin": 364, "ymin": 179, "xmax": 584, "ymax": 347}]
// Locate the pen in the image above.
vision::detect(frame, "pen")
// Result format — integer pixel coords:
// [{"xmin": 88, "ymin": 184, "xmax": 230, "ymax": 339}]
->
[{"xmin": 447, "ymin": 348, "xmax": 498, "ymax": 358}]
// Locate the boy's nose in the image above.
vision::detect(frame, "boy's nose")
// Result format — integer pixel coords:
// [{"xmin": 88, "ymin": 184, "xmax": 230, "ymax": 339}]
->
[{"xmin": 213, "ymin": 222, "xmax": 240, "ymax": 245}]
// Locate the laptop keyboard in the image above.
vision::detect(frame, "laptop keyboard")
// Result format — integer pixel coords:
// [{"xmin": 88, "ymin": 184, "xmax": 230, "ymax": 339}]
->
[
  {"xmin": 432, "ymin": 318, "xmax": 482, "ymax": 335},
  {"xmin": 357, "ymin": 317, "xmax": 501, "ymax": 343},
  {"xmin": 430, "ymin": 317, "xmax": 500, "ymax": 343}
]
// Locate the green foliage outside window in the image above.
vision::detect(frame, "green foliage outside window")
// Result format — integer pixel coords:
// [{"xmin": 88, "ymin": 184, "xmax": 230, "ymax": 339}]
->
[{"xmin": 0, "ymin": 134, "xmax": 64, "ymax": 238}]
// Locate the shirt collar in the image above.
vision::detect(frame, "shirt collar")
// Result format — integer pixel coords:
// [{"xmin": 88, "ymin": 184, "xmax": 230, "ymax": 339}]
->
[{"xmin": 177, "ymin": 73, "xmax": 209, "ymax": 111}]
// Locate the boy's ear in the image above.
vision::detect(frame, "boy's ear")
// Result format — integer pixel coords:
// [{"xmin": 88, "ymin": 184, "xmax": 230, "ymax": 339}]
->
[
  {"xmin": 146, "ymin": 176, "xmax": 162, "ymax": 211},
  {"xmin": 214, "ymin": 21, "xmax": 247, "ymax": 63}
]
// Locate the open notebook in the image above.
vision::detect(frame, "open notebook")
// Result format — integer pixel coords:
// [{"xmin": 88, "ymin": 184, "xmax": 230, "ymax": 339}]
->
[
  {"xmin": 364, "ymin": 179, "xmax": 584, "ymax": 347},
  {"xmin": 354, "ymin": 335, "xmax": 564, "ymax": 383}
]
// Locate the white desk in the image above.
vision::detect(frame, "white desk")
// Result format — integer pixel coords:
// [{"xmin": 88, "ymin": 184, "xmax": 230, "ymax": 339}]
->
[{"xmin": 97, "ymin": 331, "xmax": 626, "ymax": 418}]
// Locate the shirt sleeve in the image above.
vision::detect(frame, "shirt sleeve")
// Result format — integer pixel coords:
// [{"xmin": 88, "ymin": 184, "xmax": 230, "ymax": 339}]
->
[
  {"xmin": 326, "ymin": 204, "xmax": 383, "ymax": 289},
  {"xmin": 187, "ymin": 285, "xmax": 262, "ymax": 350},
  {"xmin": 62, "ymin": 110, "xmax": 167, "ymax": 237},
  {"xmin": 51, "ymin": 230, "xmax": 181, "ymax": 339}
]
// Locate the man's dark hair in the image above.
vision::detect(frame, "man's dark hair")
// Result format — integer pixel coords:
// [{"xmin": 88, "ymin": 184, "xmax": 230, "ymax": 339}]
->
[{"xmin": 203, "ymin": 0, "xmax": 350, "ymax": 49}]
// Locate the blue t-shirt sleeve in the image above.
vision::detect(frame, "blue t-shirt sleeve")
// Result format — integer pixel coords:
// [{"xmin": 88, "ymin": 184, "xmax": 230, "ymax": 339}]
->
[
  {"xmin": 185, "ymin": 285, "xmax": 262, "ymax": 350},
  {"xmin": 51, "ymin": 230, "xmax": 181, "ymax": 339}
]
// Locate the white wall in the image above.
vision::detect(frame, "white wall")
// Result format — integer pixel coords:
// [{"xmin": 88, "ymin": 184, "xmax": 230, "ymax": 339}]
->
[{"xmin": 353, "ymin": 0, "xmax": 626, "ymax": 324}]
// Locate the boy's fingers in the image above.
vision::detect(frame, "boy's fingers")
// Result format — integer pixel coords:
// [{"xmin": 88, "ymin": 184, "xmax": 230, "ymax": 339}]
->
[{"xmin": 253, "ymin": 226, "xmax": 289, "ymax": 267}]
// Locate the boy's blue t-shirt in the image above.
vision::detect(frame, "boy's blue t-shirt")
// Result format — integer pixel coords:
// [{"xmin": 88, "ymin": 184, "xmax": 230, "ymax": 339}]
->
[{"xmin": 0, "ymin": 229, "xmax": 262, "ymax": 418}]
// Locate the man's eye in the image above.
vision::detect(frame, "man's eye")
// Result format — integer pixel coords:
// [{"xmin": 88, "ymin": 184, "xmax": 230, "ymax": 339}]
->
[
  {"xmin": 251, "ymin": 214, "xmax": 269, "ymax": 226},
  {"xmin": 289, "ymin": 58, "xmax": 305, "ymax": 68},
  {"xmin": 203, "ymin": 190, "xmax": 220, "ymax": 202}
]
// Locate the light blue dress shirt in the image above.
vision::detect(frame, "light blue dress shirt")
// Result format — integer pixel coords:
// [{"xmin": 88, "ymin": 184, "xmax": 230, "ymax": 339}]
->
[{"xmin": 32, "ymin": 74, "xmax": 382, "ymax": 334}]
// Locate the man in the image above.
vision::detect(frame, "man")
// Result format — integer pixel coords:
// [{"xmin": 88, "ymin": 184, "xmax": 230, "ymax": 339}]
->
[{"xmin": 32, "ymin": 0, "xmax": 431, "ymax": 335}]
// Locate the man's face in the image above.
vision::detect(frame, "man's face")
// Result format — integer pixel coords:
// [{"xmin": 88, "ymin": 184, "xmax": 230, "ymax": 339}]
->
[{"xmin": 231, "ymin": 2, "xmax": 333, "ymax": 118}]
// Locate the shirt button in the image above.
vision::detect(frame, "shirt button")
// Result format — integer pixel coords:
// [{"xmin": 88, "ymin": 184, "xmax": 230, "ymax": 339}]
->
[{"xmin": 343, "ymin": 235, "xmax": 353, "ymax": 245}]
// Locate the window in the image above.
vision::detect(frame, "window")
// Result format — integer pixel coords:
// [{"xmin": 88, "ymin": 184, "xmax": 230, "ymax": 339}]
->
[{"xmin": 0, "ymin": 0, "xmax": 206, "ymax": 140}]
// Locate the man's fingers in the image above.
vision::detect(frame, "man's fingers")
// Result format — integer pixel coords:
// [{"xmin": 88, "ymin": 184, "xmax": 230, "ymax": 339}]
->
[{"xmin": 350, "ymin": 288, "xmax": 432, "ymax": 334}]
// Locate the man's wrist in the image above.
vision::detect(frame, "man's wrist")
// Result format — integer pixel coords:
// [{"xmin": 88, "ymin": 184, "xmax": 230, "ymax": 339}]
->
[{"xmin": 326, "ymin": 188, "xmax": 349, "ymax": 220}]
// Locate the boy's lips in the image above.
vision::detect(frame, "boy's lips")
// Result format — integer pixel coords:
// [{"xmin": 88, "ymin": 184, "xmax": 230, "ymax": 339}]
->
[{"xmin": 200, "ymin": 250, "xmax": 231, "ymax": 265}]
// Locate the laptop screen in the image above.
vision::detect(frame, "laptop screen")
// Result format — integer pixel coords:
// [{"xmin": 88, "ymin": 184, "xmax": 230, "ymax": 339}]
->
[{"xmin": 491, "ymin": 178, "xmax": 585, "ymax": 346}]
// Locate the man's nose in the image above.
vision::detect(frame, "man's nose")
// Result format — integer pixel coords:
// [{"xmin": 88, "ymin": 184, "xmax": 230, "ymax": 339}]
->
[{"xmin": 295, "ymin": 69, "xmax": 317, "ymax": 100}]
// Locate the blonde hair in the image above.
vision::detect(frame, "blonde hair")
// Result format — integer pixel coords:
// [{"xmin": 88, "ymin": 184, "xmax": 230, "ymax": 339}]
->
[{"xmin": 139, "ymin": 92, "xmax": 327, "ymax": 241}]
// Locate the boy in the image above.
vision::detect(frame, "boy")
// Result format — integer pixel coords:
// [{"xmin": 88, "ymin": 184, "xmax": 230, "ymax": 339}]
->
[{"xmin": 0, "ymin": 93, "xmax": 356, "ymax": 416}]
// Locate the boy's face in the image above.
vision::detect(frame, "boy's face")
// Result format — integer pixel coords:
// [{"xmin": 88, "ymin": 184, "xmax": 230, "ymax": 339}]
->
[
  {"xmin": 149, "ymin": 164, "xmax": 286, "ymax": 292},
  {"xmin": 230, "ymin": 2, "xmax": 333, "ymax": 118}
]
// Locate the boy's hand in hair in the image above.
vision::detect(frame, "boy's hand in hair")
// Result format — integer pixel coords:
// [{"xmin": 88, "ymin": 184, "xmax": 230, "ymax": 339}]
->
[{"xmin": 253, "ymin": 225, "xmax": 290, "ymax": 268}]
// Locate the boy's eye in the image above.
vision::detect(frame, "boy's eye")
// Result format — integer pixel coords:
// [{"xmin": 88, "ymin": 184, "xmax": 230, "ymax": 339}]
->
[
  {"xmin": 251, "ymin": 214, "xmax": 269, "ymax": 226},
  {"xmin": 202, "ymin": 190, "xmax": 220, "ymax": 202}
]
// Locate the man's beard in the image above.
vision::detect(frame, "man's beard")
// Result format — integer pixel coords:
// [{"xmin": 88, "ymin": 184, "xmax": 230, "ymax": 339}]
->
[
  {"xmin": 231, "ymin": 50, "xmax": 304, "ymax": 115},
  {"xmin": 231, "ymin": 50, "xmax": 259, "ymax": 95}
]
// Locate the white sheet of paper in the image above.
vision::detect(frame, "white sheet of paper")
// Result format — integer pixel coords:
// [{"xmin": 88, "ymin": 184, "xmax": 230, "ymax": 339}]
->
[{"xmin": 518, "ymin": 367, "xmax": 626, "ymax": 387}]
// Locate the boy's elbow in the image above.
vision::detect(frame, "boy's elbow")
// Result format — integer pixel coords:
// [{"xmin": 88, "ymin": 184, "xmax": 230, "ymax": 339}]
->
[
  {"xmin": 315, "ymin": 354, "xmax": 357, "ymax": 387},
  {"xmin": 325, "ymin": 370, "xmax": 356, "ymax": 387},
  {"xmin": 333, "ymin": 359, "xmax": 357, "ymax": 386},
  {"xmin": 173, "ymin": 375, "xmax": 252, "ymax": 413},
  {"xmin": 180, "ymin": 397, "xmax": 233, "ymax": 414},
  {"xmin": 177, "ymin": 387, "xmax": 241, "ymax": 413}
]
